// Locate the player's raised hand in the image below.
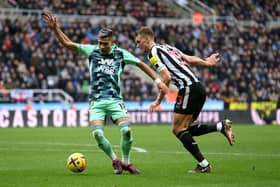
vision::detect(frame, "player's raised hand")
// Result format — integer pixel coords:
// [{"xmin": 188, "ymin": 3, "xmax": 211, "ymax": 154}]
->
[
  {"xmin": 42, "ymin": 12, "xmax": 58, "ymax": 29},
  {"xmin": 205, "ymin": 53, "xmax": 220, "ymax": 66}
]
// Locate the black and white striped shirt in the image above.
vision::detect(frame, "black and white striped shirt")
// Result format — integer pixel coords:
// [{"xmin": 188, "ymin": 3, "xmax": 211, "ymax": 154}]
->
[{"xmin": 148, "ymin": 44, "xmax": 199, "ymax": 89}]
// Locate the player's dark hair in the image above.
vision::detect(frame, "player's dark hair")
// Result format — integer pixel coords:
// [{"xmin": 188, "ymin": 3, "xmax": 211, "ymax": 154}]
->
[
  {"xmin": 98, "ymin": 28, "xmax": 113, "ymax": 38},
  {"xmin": 136, "ymin": 26, "xmax": 154, "ymax": 39}
]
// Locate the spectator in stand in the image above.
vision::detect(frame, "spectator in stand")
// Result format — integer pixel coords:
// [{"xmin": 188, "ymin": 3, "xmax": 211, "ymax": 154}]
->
[{"xmin": 0, "ymin": 80, "xmax": 9, "ymax": 100}]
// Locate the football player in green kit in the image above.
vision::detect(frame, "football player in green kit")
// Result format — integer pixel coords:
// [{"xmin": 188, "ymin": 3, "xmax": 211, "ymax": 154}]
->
[{"xmin": 43, "ymin": 13, "xmax": 168, "ymax": 174}]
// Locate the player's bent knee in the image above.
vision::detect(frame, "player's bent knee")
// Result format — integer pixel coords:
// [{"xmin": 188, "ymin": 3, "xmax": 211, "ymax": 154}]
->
[
  {"xmin": 172, "ymin": 128, "xmax": 178, "ymax": 135},
  {"xmin": 172, "ymin": 127, "xmax": 181, "ymax": 135},
  {"xmin": 172, "ymin": 126, "xmax": 186, "ymax": 136},
  {"xmin": 93, "ymin": 129, "xmax": 104, "ymax": 142}
]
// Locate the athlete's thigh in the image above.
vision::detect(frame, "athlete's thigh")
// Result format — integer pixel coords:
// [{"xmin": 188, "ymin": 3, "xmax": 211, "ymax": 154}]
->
[
  {"xmin": 107, "ymin": 100, "xmax": 129, "ymax": 122},
  {"xmin": 89, "ymin": 99, "xmax": 107, "ymax": 122}
]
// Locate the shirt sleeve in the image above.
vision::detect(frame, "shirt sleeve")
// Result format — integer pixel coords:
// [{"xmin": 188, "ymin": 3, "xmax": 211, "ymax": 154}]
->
[
  {"xmin": 149, "ymin": 46, "xmax": 166, "ymax": 72},
  {"xmin": 120, "ymin": 48, "xmax": 141, "ymax": 65},
  {"xmin": 77, "ymin": 44, "xmax": 98, "ymax": 58}
]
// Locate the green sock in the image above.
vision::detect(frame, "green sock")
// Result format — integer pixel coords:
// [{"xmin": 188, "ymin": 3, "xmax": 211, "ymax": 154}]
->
[
  {"xmin": 119, "ymin": 121, "xmax": 132, "ymax": 164},
  {"xmin": 92, "ymin": 125, "xmax": 117, "ymax": 160}
]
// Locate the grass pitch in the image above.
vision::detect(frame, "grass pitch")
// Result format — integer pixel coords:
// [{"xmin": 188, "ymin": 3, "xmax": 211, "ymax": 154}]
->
[{"xmin": 0, "ymin": 124, "xmax": 279, "ymax": 187}]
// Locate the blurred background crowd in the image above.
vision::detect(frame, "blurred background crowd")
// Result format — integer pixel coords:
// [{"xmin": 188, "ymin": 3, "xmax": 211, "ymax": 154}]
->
[
  {"xmin": 7, "ymin": 0, "xmax": 179, "ymax": 21},
  {"xmin": 0, "ymin": 0, "xmax": 279, "ymax": 105}
]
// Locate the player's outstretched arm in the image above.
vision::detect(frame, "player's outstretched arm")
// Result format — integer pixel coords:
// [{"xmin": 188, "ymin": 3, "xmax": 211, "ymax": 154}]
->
[
  {"xmin": 136, "ymin": 61, "xmax": 169, "ymax": 94},
  {"xmin": 182, "ymin": 53, "xmax": 220, "ymax": 67},
  {"xmin": 148, "ymin": 68, "xmax": 171, "ymax": 112},
  {"xmin": 42, "ymin": 12, "xmax": 78, "ymax": 52}
]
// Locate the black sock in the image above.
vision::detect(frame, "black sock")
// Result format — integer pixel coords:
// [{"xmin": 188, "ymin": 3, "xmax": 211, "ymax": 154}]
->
[
  {"xmin": 188, "ymin": 123, "xmax": 217, "ymax": 136},
  {"xmin": 176, "ymin": 130, "xmax": 204, "ymax": 162}
]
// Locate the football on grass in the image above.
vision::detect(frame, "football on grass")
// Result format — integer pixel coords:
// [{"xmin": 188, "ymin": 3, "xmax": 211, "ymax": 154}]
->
[{"xmin": 67, "ymin": 153, "xmax": 87, "ymax": 173}]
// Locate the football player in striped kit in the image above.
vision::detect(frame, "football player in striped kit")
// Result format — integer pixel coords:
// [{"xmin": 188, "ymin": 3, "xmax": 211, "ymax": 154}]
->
[{"xmin": 136, "ymin": 26, "xmax": 235, "ymax": 173}]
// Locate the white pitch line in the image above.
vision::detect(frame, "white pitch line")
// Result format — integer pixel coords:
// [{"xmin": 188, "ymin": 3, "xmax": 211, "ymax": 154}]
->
[
  {"xmin": 0, "ymin": 141, "xmax": 95, "ymax": 147},
  {"xmin": 0, "ymin": 168, "xmax": 34, "ymax": 171},
  {"xmin": 0, "ymin": 142, "xmax": 279, "ymax": 157},
  {"xmin": 0, "ymin": 141, "xmax": 147, "ymax": 153},
  {"xmin": 0, "ymin": 147, "xmax": 103, "ymax": 153},
  {"xmin": 151, "ymin": 151, "xmax": 280, "ymax": 157},
  {"xmin": 0, "ymin": 147, "xmax": 279, "ymax": 157}
]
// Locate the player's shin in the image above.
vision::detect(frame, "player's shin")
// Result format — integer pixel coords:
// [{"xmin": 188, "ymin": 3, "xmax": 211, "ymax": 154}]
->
[
  {"xmin": 92, "ymin": 125, "xmax": 117, "ymax": 160},
  {"xmin": 176, "ymin": 129, "xmax": 207, "ymax": 164},
  {"xmin": 119, "ymin": 121, "xmax": 132, "ymax": 164}
]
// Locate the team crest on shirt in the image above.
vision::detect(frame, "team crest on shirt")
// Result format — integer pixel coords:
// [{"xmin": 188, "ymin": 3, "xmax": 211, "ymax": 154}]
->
[{"xmin": 149, "ymin": 56, "xmax": 159, "ymax": 68}]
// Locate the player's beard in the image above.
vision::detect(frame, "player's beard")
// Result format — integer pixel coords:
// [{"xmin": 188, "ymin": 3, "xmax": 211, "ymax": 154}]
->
[{"xmin": 100, "ymin": 48, "xmax": 110, "ymax": 54}]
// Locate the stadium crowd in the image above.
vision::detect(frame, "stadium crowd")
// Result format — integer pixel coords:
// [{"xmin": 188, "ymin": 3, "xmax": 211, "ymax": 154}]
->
[
  {"xmin": 1, "ymin": 17, "xmax": 279, "ymax": 103},
  {"xmin": 8, "ymin": 0, "xmax": 280, "ymax": 22},
  {"xmin": 153, "ymin": 23, "xmax": 279, "ymax": 104},
  {"xmin": 204, "ymin": 0, "xmax": 280, "ymax": 22},
  {"xmin": 7, "ymin": 0, "xmax": 179, "ymax": 19},
  {"xmin": 0, "ymin": 1, "xmax": 279, "ymax": 104}
]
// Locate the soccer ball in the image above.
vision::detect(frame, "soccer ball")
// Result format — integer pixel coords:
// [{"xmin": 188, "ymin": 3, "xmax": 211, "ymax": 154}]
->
[{"xmin": 67, "ymin": 153, "xmax": 87, "ymax": 173}]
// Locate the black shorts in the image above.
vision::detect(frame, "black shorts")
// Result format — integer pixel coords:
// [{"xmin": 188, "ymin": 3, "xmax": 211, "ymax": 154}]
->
[{"xmin": 174, "ymin": 82, "xmax": 206, "ymax": 120}]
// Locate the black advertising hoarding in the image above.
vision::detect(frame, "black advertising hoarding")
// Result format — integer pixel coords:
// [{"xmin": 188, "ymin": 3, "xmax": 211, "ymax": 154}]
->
[{"xmin": 0, "ymin": 109, "xmax": 272, "ymax": 128}]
